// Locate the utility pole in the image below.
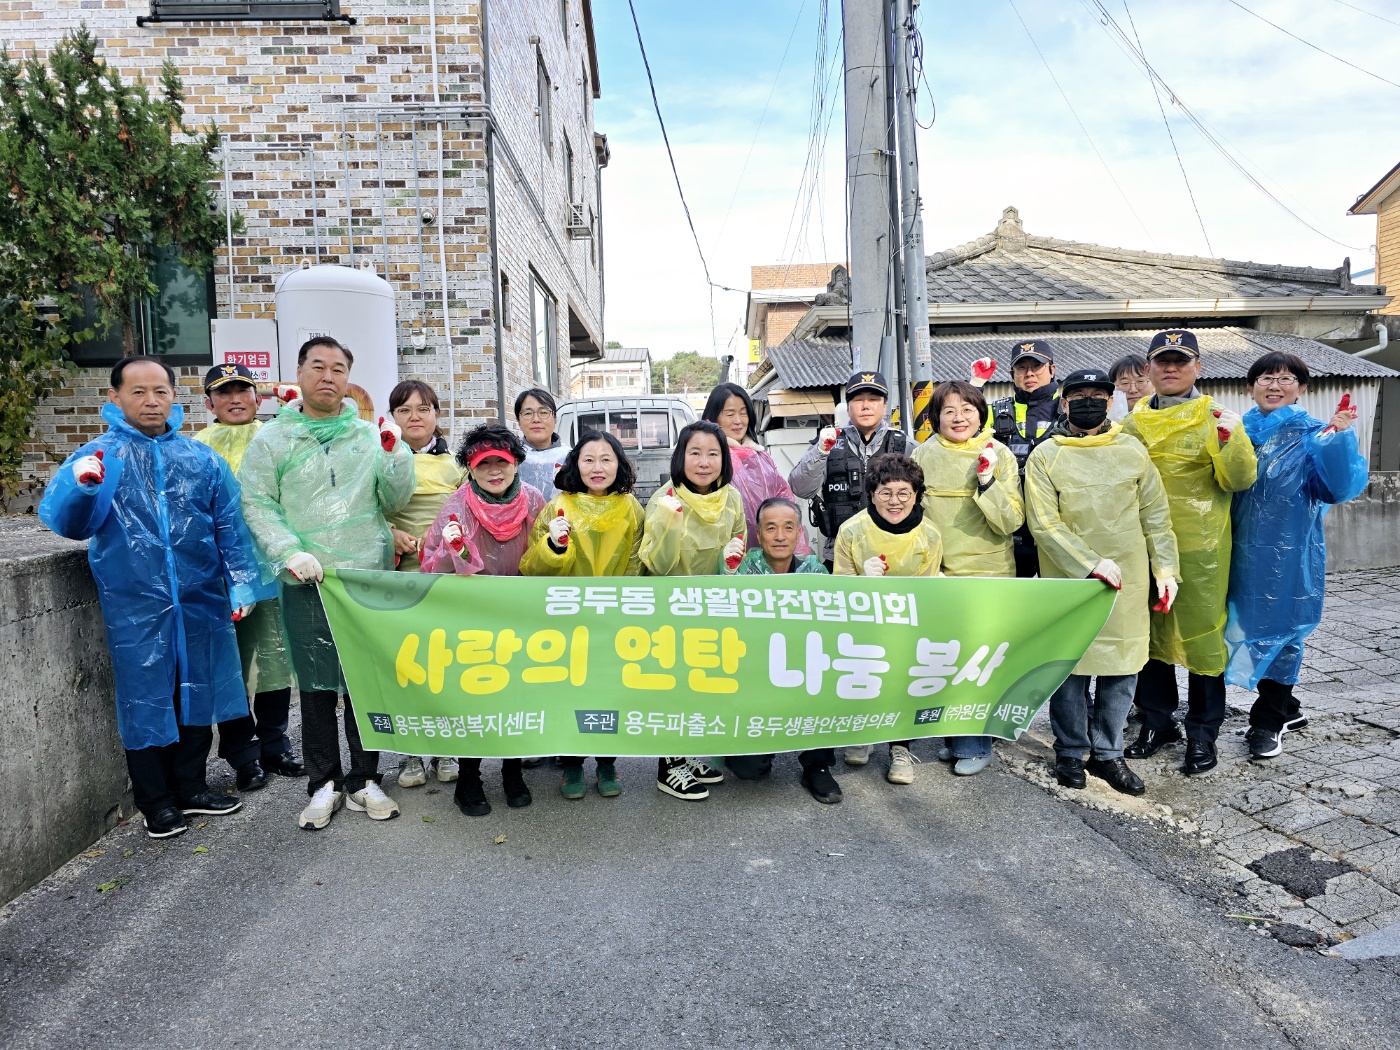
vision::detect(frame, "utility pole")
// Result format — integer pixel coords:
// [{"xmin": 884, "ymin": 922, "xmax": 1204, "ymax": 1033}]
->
[
  {"xmin": 842, "ymin": 0, "xmax": 894, "ymax": 373},
  {"xmin": 892, "ymin": 0, "xmax": 932, "ymax": 440}
]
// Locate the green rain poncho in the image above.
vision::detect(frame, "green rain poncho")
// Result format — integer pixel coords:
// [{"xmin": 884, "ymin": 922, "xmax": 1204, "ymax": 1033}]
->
[
  {"xmin": 911, "ymin": 430, "xmax": 1022, "ymax": 577},
  {"xmin": 195, "ymin": 419, "xmax": 293, "ymax": 694},
  {"xmin": 239, "ymin": 401, "xmax": 416, "ymax": 691},
  {"xmin": 731, "ymin": 548, "xmax": 828, "ymax": 575},
  {"xmin": 1121, "ymin": 394, "xmax": 1257, "ymax": 675},
  {"xmin": 1025, "ymin": 424, "xmax": 1180, "ymax": 676},
  {"xmin": 639, "ymin": 482, "xmax": 746, "ymax": 576},
  {"xmin": 519, "ymin": 491, "xmax": 646, "ymax": 577}
]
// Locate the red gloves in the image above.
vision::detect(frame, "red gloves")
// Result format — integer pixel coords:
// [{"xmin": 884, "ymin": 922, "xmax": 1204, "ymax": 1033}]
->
[
  {"xmin": 970, "ymin": 357, "xmax": 997, "ymax": 385},
  {"xmin": 548, "ymin": 509, "xmax": 571, "ymax": 549},
  {"xmin": 74, "ymin": 449, "xmax": 104, "ymax": 488},
  {"xmin": 442, "ymin": 513, "xmax": 466, "ymax": 554},
  {"xmin": 378, "ymin": 415, "xmax": 402, "ymax": 453},
  {"xmin": 1321, "ymin": 393, "xmax": 1356, "ymax": 436}
]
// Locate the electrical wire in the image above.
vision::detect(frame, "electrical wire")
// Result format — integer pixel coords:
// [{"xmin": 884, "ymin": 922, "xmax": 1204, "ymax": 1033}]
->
[
  {"xmin": 1006, "ymin": 0, "xmax": 1156, "ymax": 244},
  {"xmin": 1330, "ymin": 0, "xmax": 1400, "ymax": 30},
  {"xmin": 1222, "ymin": 0, "xmax": 1400, "ymax": 90},
  {"xmin": 1122, "ymin": 0, "xmax": 1212, "ymax": 256},
  {"xmin": 1083, "ymin": 0, "xmax": 1367, "ymax": 251}
]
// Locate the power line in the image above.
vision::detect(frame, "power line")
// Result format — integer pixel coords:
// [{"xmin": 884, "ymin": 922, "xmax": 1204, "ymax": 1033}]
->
[
  {"xmin": 1006, "ymin": 0, "xmax": 1156, "ymax": 245},
  {"xmin": 1122, "ymin": 0, "xmax": 1212, "ymax": 256},
  {"xmin": 1223, "ymin": 0, "xmax": 1400, "ymax": 90},
  {"xmin": 1330, "ymin": 0, "xmax": 1400, "ymax": 30},
  {"xmin": 1084, "ymin": 0, "xmax": 1366, "ymax": 251}
]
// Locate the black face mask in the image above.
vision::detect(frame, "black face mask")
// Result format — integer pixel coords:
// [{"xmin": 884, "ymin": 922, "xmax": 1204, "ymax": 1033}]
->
[{"xmin": 1066, "ymin": 397, "xmax": 1109, "ymax": 430}]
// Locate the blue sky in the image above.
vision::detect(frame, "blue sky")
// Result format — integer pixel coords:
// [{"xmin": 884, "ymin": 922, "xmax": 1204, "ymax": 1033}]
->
[{"xmin": 593, "ymin": 0, "xmax": 1399, "ymax": 358}]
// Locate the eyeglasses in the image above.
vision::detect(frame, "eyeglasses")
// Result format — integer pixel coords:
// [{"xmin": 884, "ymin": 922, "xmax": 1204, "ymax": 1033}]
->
[
  {"xmin": 518, "ymin": 409, "xmax": 555, "ymax": 421},
  {"xmin": 1254, "ymin": 375, "xmax": 1300, "ymax": 389},
  {"xmin": 873, "ymin": 488, "xmax": 915, "ymax": 503}
]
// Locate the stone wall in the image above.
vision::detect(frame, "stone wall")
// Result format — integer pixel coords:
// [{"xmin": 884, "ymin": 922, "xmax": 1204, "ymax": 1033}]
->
[
  {"xmin": 1325, "ymin": 472, "xmax": 1400, "ymax": 572},
  {"xmin": 0, "ymin": 519, "xmax": 128, "ymax": 905}
]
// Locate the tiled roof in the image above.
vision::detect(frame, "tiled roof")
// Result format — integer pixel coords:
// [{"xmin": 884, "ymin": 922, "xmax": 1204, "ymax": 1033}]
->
[
  {"xmin": 599, "ymin": 346, "xmax": 651, "ymax": 363},
  {"xmin": 750, "ymin": 337, "xmax": 852, "ymax": 391},
  {"xmin": 815, "ymin": 207, "xmax": 1384, "ymax": 306},
  {"xmin": 926, "ymin": 328, "xmax": 1398, "ymax": 383}
]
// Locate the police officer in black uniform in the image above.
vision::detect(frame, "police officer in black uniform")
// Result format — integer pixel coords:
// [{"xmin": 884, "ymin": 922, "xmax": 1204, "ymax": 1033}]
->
[
  {"xmin": 989, "ymin": 340, "xmax": 1061, "ymax": 577},
  {"xmin": 789, "ymin": 370, "xmax": 910, "ymax": 572}
]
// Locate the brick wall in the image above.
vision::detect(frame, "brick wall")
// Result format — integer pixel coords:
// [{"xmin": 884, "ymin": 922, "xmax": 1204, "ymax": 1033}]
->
[
  {"xmin": 7, "ymin": 0, "xmax": 603, "ymax": 492},
  {"xmin": 763, "ymin": 303, "xmax": 812, "ymax": 348},
  {"xmin": 750, "ymin": 262, "xmax": 841, "ymax": 291}
]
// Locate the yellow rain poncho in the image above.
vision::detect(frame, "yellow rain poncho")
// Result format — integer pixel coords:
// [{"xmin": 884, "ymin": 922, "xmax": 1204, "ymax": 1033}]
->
[
  {"xmin": 194, "ymin": 419, "xmax": 261, "ymax": 475},
  {"xmin": 520, "ymin": 491, "xmax": 646, "ymax": 577},
  {"xmin": 1025, "ymin": 425, "xmax": 1179, "ymax": 676},
  {"xmin": 833, "ymin": 508, "xmax": 943, "ymax": 577},
  {"xmin": 640, "ymin": 481, "xmax": 745, "ymax": 576},
  {"xmin": 386, "ymin": 449, "xmax": 465, "ymax": 572},
  {"xmin": 1121, "ymin": 395, "xmax": 1257, "ymax": 674},
  {"xmin": 912, "ymin": 432, "xmax": 1022, "ymax": 577},
  {"xmin": 194, "ymin": 419, "xmax": 293, "ymax": 695}
]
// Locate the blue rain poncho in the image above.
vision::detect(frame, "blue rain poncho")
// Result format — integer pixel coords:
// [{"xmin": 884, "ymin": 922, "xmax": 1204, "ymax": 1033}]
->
[
  {"xmin": 1225, "ymin": 404, "xmax": 1368, "ymax": 689},
  {"xmin": 39, "ymin": 403, "xmax": 274, "ymax": 750}
]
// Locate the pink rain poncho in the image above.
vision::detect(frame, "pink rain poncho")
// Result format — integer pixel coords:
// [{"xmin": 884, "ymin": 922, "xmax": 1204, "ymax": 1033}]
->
[
  {"xmin": 728, "ymin": 441, "xmax": 811, "ymax": 556},
  {"xmin": 419, "ymin": 479, "xmax": 546, "ymax": 576}
]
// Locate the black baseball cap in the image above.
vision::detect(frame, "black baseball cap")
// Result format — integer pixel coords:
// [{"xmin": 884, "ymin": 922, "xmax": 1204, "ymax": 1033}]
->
[
  {"xmin": 1009, "ymin": 339, "xmax": 1054, "ymax": 366},
  {"xmin": 845, "ymin": 370, "xmax": 889, "ymax": 400},
  {"xmin": 1059, "ymin": 368, "xmax": 1115, "ymax": 396},
  {"xmin": 203, "ymin": 362, "xmax": 258, "ymax": 393},
  {"xmin": 1146, "ymin": 329, "xmax": 1201, "ymax": 360}
]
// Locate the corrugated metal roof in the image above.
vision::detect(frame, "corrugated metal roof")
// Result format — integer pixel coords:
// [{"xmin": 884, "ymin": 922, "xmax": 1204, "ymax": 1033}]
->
[
  {"xmin": 926, "ymin": 327, "xmax": 1398, "ymax": 382},
  {"xmin": 758, "ymin": 337, "xmax": 853, "ymax": 390},
  {"xmin": 599, "ymin": 346, "xmax": 651, "ymax": 363}
]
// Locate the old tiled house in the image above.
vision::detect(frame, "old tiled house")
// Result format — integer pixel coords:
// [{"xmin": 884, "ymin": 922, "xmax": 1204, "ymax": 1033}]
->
[{"xmin": 7, "ymin": 0, "xmax": 606, "ymax": 493}]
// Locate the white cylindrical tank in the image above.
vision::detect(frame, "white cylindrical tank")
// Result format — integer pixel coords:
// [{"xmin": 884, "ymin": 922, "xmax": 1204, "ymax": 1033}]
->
[{"xmin": 275, "ymin": 261, "xmax": 399, "ymax": 418}]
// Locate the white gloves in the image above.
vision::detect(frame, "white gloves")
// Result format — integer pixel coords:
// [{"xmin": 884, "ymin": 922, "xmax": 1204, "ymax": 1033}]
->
[
  {"xmin": 976, "ymin": 441, "xmax": 997, "ymax": 482},
  {"xmin": 969, "ymin": 357, "xmax": 997, "ymax": 388},
  {"xmin": 723, "ymin": 536, "xmax": 745, "ymax": 572},
  {"xmin": 1212, "ymin": 408, "xmax": 1241, "ymax": 445},
  {"xmin": 1090, "ymin": 558, "xmax": 1122, "ymax": 590},
  {"xmin": 232, "ymin": 605, "xmax": 254, "ymax": 622},
  {"xmin": 548, "ymin": 511, "xmax": 572, "ymax": 548},
  {"xmin": 862, "ymin": 554, "xmax": 888, "ymax": 577},
  {"xmin": 818, "ymin": 426, "xmax": 839, "ymax": 454},
  {"xmin": 441, "ymin": 514, "xmax": 466, "ymax": 554},
  {"xmin": 378, "ymin": 415, "xmax": 402, "ymax": 453},
  {"xmin": 286, "ymin": 551, "xmax": 324, "ymax": 584},
  {"xmin": 1153, "ymin": 575, "xmax": 1179, "ymax": 614},
  {"xmin": 72, "ymin": 450, "xmax": 105, "ymax": 490},
  {"xmin": 658, "ymin": 487, "xmax": 684, "ymax": 515}
]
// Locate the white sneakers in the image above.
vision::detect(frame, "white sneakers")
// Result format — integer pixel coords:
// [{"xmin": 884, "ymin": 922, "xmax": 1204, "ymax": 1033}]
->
[
  {"xmin": 298, "ymin": 783, "xmax": 344, "ymax": 830},
  {"xmin": 432, "ymin": 757, "xmax": 460, "ymax": 783},
  {"xmin": 398, "ymin": 756, "xmax": 428, "ymax": 787},
  {"xmin": 844, "ymin": 745, "xmax": 872, "ymax": 767},
  {"xmin": 300, "ymin": 781, "xmax": 400, "ymax": 828},
  {"xmin": 346, "ymin": 782, "xmax": 401, "ymax": 820},
  {"xmin": 887, "ymin": 745, "xmax": 919, "ymax": 785}
]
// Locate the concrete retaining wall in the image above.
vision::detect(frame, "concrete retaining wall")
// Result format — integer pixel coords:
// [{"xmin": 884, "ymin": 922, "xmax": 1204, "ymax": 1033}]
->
[
  {"xmin": 0, "ymin": 518, "xmax": 129, "ymax": 906},
  {"xmin": 1325, "ymin": 472, "xmax": 1400, "ymax": 572}
]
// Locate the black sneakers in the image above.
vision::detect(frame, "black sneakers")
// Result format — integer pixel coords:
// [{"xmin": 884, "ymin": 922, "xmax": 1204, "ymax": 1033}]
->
[
  {"xmin": 1086, "ymin": 757, "xmax": 1145, "ymax": 796},
  {"xmin": 685, "ymin": 759, "xmax": 724, "ymax": 785},
  {"xmin": 236, "ymin": 762, "xmax": 269, "ymax": 792},
  {"xmin": 801, "ymin": 766, "xmax": 842, "ymax": 804},
  {"xmin": 143, "ymin": 807, "xmax": 188, "ymax": 839},
  {"xmin": 1247, "ymin": 726, "xmax": 1284, "ymax": 759},
  {"xmin": 454, "ymin": 778, "xmax": 491, "ymax": 817},
  {"xmin": 657, "ymin": 758, "xmax": 709, "ymax": 800},
  {"xmin": 178, "ymin": 791, "xmax": 242, "ymax": 816},
  {"xmin": 502, "ymin": 768, "xmax": 533, "ymax": 809}
]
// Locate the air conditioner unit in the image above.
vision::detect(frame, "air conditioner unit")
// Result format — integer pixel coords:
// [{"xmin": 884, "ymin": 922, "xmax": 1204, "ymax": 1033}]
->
[{"xmin": 566, "ymin": 202, "xmax": 592, "ymax": 240}]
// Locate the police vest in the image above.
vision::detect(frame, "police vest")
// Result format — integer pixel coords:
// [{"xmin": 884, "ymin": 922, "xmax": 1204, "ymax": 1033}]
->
[
  {"xmin": 813, "ymin": 428, "xmax": 910, "ymax": 538},
  {"xmin": 991, "ymin": 395, "xmax": 1055, "ymax": 474}
]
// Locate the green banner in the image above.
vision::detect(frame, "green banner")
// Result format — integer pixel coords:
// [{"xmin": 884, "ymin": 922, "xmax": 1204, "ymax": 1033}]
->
[{"xmin": 318, "ymin": 568, "xmax": 1115, "ymax": 758}]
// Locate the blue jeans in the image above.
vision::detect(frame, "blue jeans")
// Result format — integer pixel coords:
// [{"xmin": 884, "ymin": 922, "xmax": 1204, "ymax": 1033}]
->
[
  {"xmin": 949, "ymin": 735, "xmax": 993, "ymax": 759},
  {"xmin": 1050, "ymin": 673, "xmax": 1137, "ymax": 761}
]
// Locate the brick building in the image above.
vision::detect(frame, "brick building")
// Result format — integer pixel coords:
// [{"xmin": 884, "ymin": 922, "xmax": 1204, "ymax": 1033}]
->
[
  {"xmin": 7, "ymin": 0, "xmax": 606, "ymax": 495},
  {"xmin": 744, "ymin": 261, "xmax": 843, "ymax": 350}
]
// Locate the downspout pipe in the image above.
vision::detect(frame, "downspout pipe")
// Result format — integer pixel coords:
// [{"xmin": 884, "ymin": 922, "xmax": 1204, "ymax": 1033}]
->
[
  {"xmin": 483, "ymin": 0, "xmax": 507, "ymax": 423},
  {"xmin": 1357, "ymin": 317, "xmax": 1390, "ymax": 359}
]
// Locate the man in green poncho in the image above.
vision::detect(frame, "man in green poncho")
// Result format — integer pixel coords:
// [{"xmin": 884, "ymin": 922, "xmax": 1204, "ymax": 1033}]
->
[
  {"xmin": 239, "ymin": 337, "xmax": 416, "ymax": 830},
  {"xmin": 193, "ymin": 362, "xmax": 303, "ymax": 791},
  {"xmin": 1121, "ymin": 331, "xmax": 1257, "ymax": 775}
]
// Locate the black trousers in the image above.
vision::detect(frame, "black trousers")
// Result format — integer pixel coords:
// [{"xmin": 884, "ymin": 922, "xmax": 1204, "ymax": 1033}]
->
[
  {"xmin": 1250, "ymin": 679, "xmax": 1303, "ymax": 732},
  {"xmin": 300, "ymin": 688, "xmax": 381, "ymax": 796},
  {"xmin": 457, "ymin": 757, "xmax": 524, "ymax": 784},
  {"xmin": 1134, "ymin": 658, "xmax": 1226, "ymax": 743},
  {"xmin": 725, "ymin": 750, "xmax": 834, "ymax": 780},
  {"xmin": 126, "ymin": 721, "xmax": 213, "ymax": 818},
  {"xmin": 217, "ymin": 687, "xmax": 293, "ymax": 771},
  {"xmin": 560, "ymin": 756, "xmax": 616, "ymax": 767}
]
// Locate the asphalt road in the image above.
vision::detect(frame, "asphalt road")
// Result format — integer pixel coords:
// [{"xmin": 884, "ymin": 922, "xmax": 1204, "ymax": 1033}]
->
[{"xmin": 3, "ymin": 749, "xmax": 1398, "ymax": 1049}]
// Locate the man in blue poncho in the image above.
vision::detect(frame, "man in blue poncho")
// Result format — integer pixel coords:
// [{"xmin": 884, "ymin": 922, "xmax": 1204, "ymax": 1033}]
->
[
  {"xmin": 40, "ymin": 357, "xmax": 274, "ymax": 840},
  {"xmin": 1226, "ymin": 351, "xmax": 1368, "ymax": 760}
]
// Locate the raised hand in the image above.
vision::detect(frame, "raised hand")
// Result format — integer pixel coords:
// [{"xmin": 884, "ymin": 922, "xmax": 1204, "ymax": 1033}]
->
[
  {"xmin": 976, "ymin": 440, "xmax": 997, "ymax": 481},
  {"xmin": 548, "ymin": 510, "xmax": 572, "ymax": 549},
  {"xmin": 73, "ymin": 449, "xmax": 104, "ymax": 489},
  {"xmin": 862, "ymin": 553, "xmax": 888, "ymax": 577},
  {"xmin": 442, "ymin": 514, "xmax": 466, "ymax": 554},
  {"xmin": 378, "ymin": 415, "xmax": 402, "ymax": 453}
]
